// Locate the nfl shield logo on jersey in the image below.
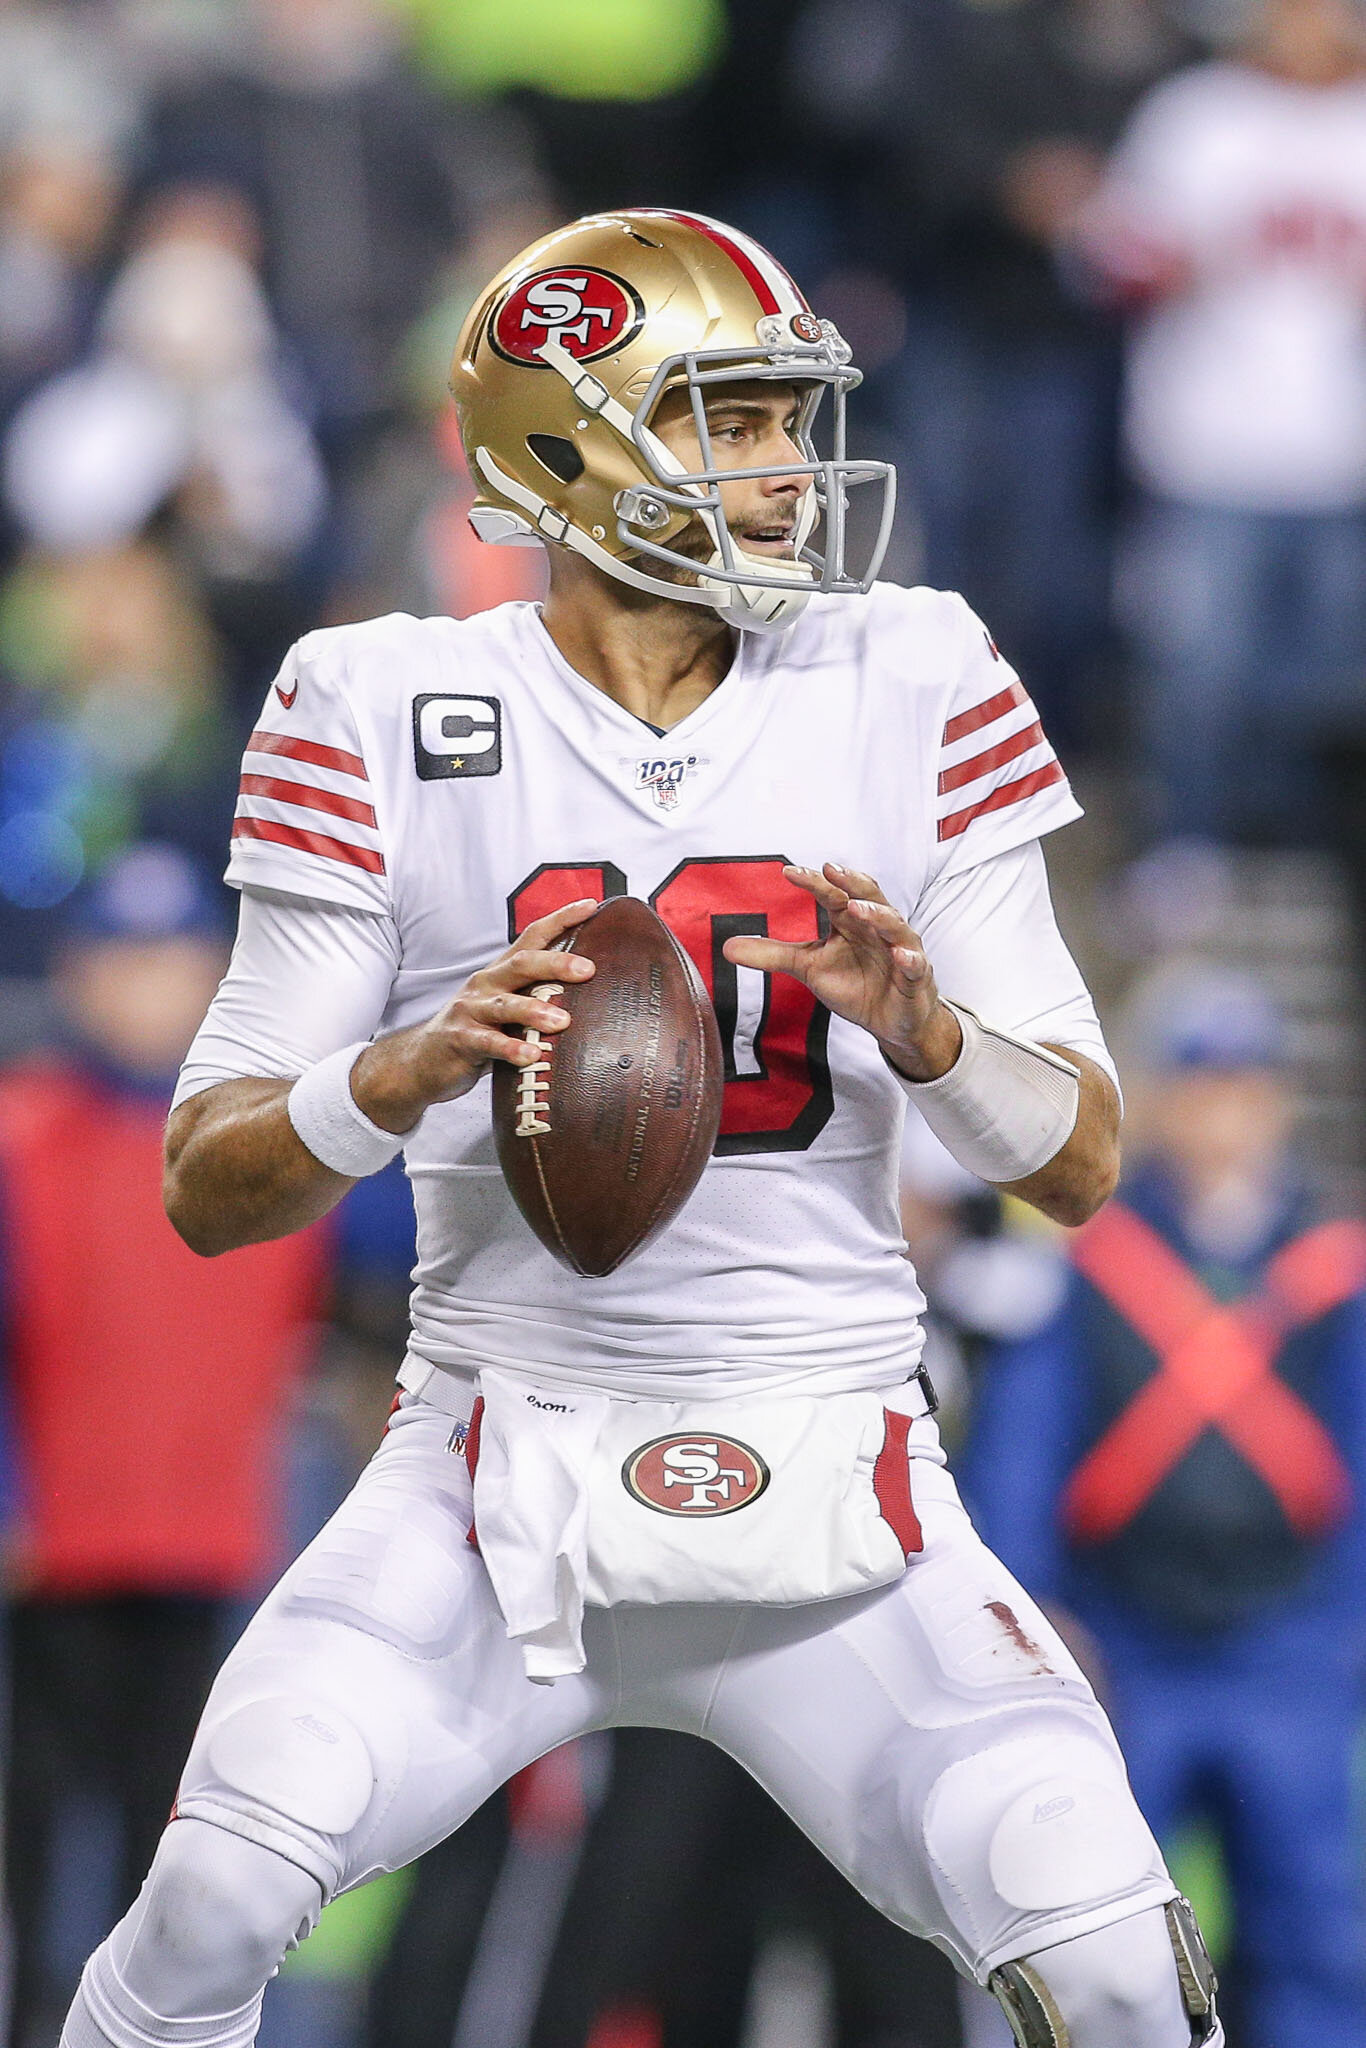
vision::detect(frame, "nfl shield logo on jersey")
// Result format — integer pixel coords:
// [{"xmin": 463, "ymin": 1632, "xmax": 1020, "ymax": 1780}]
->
[
  {"xmin": 635, "ymin": 755, "xmax": 697, "ymax": 811},
  {"xmin": 622, "ymin": 1434, "xmax": 770, "ymax": 1515}
]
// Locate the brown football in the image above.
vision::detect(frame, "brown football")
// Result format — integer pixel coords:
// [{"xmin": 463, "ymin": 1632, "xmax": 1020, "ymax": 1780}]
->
[{"xmin": 491, "ymin": 896, "xmax": 724, "ymax": 1276}]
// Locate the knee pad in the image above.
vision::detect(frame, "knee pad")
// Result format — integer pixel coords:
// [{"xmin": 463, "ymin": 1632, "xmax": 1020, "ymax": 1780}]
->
[
  {"xmin": 111, "ymin": 1819, "xmax": 324, "ymax": 2020},
  {"xmin": 920, "ymin": 1732, "xmax": 1164, "ymax": 1966},
  {"xmin": 988, "ymin": 1899, "xmax": 1222, "ymax": 2048}
]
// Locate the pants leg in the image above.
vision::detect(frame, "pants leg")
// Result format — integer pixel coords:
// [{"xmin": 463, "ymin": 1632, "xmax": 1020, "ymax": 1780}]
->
[
  {"xmin": 6, "ymin": 1597, "xmax": 218, "ymax": 2045},
  {"xmin": 62, "ymin": 1399, "xmax": 615, "ymax": 2043},
  {"xmin": 172, "ymin": 1400, "xmax": 612, "ymax": 1899},
  {"xmin": 7, "ymin": 1603, "xmax": 69, "ymax": 2047},
  {"xmin": 1103, "ymin": 1658, "xmax": 1208, "ymax": 1849},
  {"xmin": 1267, "ymin": 510, "xmax": 1366, "ymax": 843},
  {"xmin": 529, "ymin": 1731, "xmax": 766, "ymax": 2048},
  {"xmin": 620, "ymin": 1461, "xmax": 1174, "ymax": 1986},
  {"xmin": 359, "ymin": 1791, "xmax": 511, "ymax": 2048}
]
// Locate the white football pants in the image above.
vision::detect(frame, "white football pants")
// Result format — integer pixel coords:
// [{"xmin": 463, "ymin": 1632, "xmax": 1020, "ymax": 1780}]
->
[{"xmin": 66, "ymin": 1393, "xmax": 1183, "ymax": 2041}]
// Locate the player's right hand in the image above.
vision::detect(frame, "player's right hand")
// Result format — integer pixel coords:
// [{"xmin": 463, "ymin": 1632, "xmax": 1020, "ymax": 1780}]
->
[{"xmin": 350, "ymin": 900, "xmax": 599, "ymax": 1132}]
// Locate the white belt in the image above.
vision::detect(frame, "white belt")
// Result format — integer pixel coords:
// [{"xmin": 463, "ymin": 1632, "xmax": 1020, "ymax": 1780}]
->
[{"xmin": 396, "ymin": 1351, "xmax": 939, "ymax": 1426}]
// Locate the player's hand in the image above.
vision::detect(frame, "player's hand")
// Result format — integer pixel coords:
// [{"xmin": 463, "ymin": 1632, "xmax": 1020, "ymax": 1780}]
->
[
  {"xmin": 721, "ymin": 863, "xmax": 963, "ymax": 1082},
  {"xmin": 351, "ymin": 899, "xmax": 599, "ymax": 1131}
]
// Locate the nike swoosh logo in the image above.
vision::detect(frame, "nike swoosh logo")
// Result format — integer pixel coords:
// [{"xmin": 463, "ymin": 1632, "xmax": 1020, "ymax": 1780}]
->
[{"xmin": 276, "ymin": 680, "xmax": 298, "ymax": 709}]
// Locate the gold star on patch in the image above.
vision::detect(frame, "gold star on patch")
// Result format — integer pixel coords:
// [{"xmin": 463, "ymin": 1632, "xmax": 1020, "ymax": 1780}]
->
[{"xmin": 452, "ymin": 758, "xmax": 465, "ymax": 769}]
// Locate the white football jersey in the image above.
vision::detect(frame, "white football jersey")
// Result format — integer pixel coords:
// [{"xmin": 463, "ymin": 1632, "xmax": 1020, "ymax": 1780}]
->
[{"xmin": 223, "ymin": 586, "xmax": 1081, "ymax": 1396}]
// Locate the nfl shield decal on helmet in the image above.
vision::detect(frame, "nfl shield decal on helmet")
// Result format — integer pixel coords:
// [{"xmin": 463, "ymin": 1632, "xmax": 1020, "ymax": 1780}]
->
[
  {"xmin": 623, "ymin": 1435, "xmax": 770, "ymax": 1516},
  {"xmin": 491, "ymin": 267, "xmax": 645, "ymax": 365}
]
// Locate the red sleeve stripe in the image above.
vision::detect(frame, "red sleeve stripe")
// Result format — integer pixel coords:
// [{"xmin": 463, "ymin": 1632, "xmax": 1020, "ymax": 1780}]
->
[
  {"xmin": 942, "ymin": 680, "xmax": 1029, "ymax": 747},
  {"xmin": 938, "ymin": 760, "xmax": 1067, "ymax": 842},
  {"xmin": 938, "ymin": 720, "xmax": 1046, "ymax": 796},
  {"xmin": 238, "ymin": 773, "xmax": 377, "ymax": 828},
  {"xmin": 246, "ymin": 730, "xmax": 369, "ymax": 781},
  {"xmin": 232, "ymin": 815, "xmax": 385, "ymax": 874}
]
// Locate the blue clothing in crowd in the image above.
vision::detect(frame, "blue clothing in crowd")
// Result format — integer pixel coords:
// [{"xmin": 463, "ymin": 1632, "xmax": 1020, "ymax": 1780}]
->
[{"xmin": 959, "ymin": 1165, "xmax": 1366, "ymax": 2046}]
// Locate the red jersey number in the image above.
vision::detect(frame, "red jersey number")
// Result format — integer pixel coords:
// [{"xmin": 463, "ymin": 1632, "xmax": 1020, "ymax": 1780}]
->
[
  {"xmin": 506, "ymin": 856, "xmax": 832, "ymax": 1156},
  {"xmin": 651, "ymin": 856, "xmax": 833, "ymax": 1155},
  {"xmin": 506, "ymin": 861, "xmax": 626, "ymax": 942}
]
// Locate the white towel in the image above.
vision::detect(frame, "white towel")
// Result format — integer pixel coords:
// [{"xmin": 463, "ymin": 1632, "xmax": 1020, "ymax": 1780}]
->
[
  {"xmin": 470, "ymin": 1370, "xmax": 608, "ymax": 1683},
  {"xmin": 470, "ymin": 1374, "xmax": 928, "ymax": 1684}
]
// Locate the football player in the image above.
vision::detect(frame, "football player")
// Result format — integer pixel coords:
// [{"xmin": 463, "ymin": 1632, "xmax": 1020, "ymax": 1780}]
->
[{"xmin": 59, "ymin": 212, "xmax": 1221, "ymax": 2048}]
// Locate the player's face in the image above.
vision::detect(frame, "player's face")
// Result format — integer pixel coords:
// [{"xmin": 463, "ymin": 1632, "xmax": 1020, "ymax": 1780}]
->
[{"xmin": 649, "ymin": 380, "xmax": 813, "ymax": 562}]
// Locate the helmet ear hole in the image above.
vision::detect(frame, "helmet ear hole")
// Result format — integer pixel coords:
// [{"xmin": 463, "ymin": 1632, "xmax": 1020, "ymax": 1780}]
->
[{"xmin": 526, "ymin": 434, "xmax": 585, "ymax": 484}]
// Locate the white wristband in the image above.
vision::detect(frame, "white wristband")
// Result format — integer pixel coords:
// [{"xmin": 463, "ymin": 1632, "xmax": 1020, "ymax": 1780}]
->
[
  {"xmin": 888, "ymin": 1001, "xmax": 1080, "ymax": 1184},
  {"xmin": 287, "ymin": 1041, "xmax": 414, "ymax": 1178}
]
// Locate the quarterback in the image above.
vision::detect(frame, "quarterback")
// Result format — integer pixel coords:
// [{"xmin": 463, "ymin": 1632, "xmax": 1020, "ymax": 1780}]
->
[{"xmin": 61, "ymin": 213, "xmax": 1221, "ymax": 2048}]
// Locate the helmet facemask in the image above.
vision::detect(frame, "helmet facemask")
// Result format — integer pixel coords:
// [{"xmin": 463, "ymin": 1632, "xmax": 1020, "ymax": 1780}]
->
[
  {"xmin": 472, "ymin": 323, "xmax": 895, "ymax": 634},
  {"xmin": 613, "ymin": 327, "xmax": 896, "ymax": 630}
]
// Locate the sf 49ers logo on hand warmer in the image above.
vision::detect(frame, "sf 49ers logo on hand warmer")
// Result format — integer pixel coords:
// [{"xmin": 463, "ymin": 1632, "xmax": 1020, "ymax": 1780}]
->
[
  {"xmin": 491, "ymin": 267, "xmax": 645, "ymax": 364},
  {"xmin": 623, "ymin": 1435, "xmax": 770, "ymax": 1516}
]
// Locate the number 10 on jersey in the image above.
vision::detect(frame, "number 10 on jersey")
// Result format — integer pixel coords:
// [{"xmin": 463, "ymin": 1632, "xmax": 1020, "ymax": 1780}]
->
[{"xmin": 508, "ymin": 857, "xmax": 834, "ymax": 1155}]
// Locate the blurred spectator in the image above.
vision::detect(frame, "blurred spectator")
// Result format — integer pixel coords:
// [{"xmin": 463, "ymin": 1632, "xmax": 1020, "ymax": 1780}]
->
[
  {"xmin": 142, "ymin": 0, "xmax": 546, "ymax": 470},
  {"xmin": 398, "ymin": 0, "xmax": 726, "ymax": 216},
  {"xmin": 898, "ymin": 1110, "xmax": 1073, "ymax": 1471},
  {"xmin": 333, "ymin": 202, "xmax": 554, "ymax": 622},
  {"xmin": 0, "ymin": 537, "xmax": 234, "ymax": 969},
  {"xmin": 2, "ymin": 182, "xmax": 332, "ymax": 713},
  {"xmin": 0, "ymin": 0, "xmax": 143, "ymax": 506},
  {"xmin": 0, "ymin": 0, "xmax": 141, "ymax": 161},
  {"xmin": 0, "ymin": 843, "xmax": 329, "ymax": 2048},
  {"xmin": 960, "ymin": 968, "xmax": 1366, "ymax": 2046},
  {"xmin": 1080, "ymin": 0, "xmax": 1366, "ymax": 845},
  {"xmin": 0, "ymin": 137, "xmax": 125, "ymax": 438},
  {"xmin": 791, "ymin": 0, "xmax": 1188, "ymax": 751}
]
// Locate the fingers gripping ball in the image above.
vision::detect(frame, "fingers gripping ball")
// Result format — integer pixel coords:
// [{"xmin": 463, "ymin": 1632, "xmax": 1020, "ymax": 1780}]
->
[{"xmin": 492, "ymin": 896, "xmax": 723, "ymax": 1275}]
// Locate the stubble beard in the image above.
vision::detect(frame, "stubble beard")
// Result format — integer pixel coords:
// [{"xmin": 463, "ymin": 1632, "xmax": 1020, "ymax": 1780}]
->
[{"xmin": 631, "ymin": 508, "xmax": 803, "ymax": 589}]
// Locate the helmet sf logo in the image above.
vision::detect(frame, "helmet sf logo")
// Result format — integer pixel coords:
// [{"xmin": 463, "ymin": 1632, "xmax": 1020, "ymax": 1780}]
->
[{"xmin": 491, "ymin": 267, "xmax": 645, "ymax": 366}]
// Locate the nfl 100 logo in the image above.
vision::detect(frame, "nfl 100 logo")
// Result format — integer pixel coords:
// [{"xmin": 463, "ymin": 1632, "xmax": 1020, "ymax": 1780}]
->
[{"xmin": 635, "ymin": 754, "xmax": 698, "ymax": 811}]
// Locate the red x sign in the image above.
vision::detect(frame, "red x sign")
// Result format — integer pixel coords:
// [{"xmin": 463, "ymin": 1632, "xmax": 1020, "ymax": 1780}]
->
[{"xmin": 1062, "ymin": 1204, "xmax": 1365, "ymax": 1544}]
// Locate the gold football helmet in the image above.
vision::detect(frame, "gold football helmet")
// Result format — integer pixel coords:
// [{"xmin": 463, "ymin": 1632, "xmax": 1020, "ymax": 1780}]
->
[{"xmin": 449, "ymin": 208, "xmax": 895, "ymax": 631}]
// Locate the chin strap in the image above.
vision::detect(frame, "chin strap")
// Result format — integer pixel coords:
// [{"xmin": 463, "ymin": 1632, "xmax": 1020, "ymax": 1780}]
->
[
  {"xmin": 471, "ymin": 446, "xmax": 812, "ymax": 634},
  {"xmin": 697, "ymin": 552, "xmax": 813, "ymax": 630}
]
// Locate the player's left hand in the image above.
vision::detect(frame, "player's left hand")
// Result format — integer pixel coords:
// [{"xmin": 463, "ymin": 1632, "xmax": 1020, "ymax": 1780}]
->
[{"xmin": 721, "ymin": 862, "xmax": 963, "ymax": 1082}]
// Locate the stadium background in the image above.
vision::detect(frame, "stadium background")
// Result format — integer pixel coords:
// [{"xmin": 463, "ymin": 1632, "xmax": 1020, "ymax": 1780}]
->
[{"xmin": 0, "ymin": 0, "xmax": 1364, "ymax": 2044}]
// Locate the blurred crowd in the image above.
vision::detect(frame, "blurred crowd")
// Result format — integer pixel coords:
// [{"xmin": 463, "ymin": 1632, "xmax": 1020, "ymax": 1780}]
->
[{"xmin": 3, "ymin": 0, "xmax": 1366, "ymax": 2044}]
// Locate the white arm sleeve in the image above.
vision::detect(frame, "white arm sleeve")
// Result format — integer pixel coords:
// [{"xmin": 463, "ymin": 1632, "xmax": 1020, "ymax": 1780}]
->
[
  {"xmin": 912, "ymin": 841, "xmax": 1120, "ymax": 1099},
  {"xmin": 172, "ymin": 886, "xmax": 401, "ymax": 1111}
]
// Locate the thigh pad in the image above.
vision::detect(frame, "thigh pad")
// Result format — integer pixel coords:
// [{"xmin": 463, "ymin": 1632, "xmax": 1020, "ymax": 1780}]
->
[{"xmin": 205, "ymin": 1695, "xmax": 375, "ymax": 1837}]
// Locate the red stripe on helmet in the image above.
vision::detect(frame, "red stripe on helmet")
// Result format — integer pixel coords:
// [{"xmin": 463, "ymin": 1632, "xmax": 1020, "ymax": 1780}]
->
[{"xmin": 644, "ymin": 211, "xmax": 802, "ymax": 316}]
